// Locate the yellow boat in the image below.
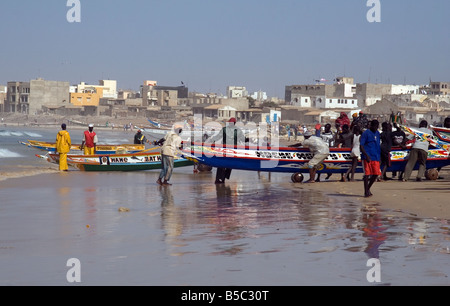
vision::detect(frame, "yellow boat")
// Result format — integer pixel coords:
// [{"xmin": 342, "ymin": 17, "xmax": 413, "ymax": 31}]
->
[{"xmin": 20, "ymin": 140, "xmax": 145, "ymax": 154}]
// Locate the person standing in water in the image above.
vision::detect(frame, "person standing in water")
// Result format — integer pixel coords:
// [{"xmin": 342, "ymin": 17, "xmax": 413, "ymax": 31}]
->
[
  {"xmin": 360, "ymin": 120, "xmax": 381, "ymax": 198},
  {"xmin": 56, "ymin": 123, "xmax": 71, "ymax": 171},
  {"xmin": 80, "ymin": 124, "xmax": 98, "ymax": 155}
]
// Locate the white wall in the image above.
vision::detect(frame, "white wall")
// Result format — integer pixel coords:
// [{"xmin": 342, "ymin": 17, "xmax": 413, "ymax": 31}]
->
[{"xmin": 391, "ymin": 85, "xmax": 420, "ymax": 95}]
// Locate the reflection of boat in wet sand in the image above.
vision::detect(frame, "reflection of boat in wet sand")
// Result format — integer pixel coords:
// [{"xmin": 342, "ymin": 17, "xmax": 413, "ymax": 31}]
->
[
  {"xmin": 36, "ymin": 149, "xmax": 194, "ymax": 172},
  {"xmin": 20, "ymin": 140, "xmax": 145, "ymax": 154},
  {"xmin": 182, "ymin": 142, "xmax": 450, "ymax": 183}
]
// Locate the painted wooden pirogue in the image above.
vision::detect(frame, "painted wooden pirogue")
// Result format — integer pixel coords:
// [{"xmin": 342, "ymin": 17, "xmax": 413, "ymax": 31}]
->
[
  {"xmin": 431, "ymin": 126, "xmax": 450, "ymax": 143},
  {"xmin": 37, "ymin": 149, "xmax": 193, "ymax": 172},
  {"xmin": 21, "ymin": 139, "xmax": 145, "ymax": 154},
  {"xmin": 181, "ymin": 142, "xmax": 450, "ymax": 182}
]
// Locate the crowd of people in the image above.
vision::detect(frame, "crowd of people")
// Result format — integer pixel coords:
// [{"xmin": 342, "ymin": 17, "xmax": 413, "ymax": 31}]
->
[
  {"xmin": 288, "ymin": 112, "xmax": 450, "ymax": 198},
  {"xmin": 53, "ymin": 113, "xmax": 450, "ymax": 198}
]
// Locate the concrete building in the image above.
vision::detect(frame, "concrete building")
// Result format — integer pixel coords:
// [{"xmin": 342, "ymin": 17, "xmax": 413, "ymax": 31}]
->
[
  {"xmin": 290, "ymin": 96, "xmax": 313, "ymax": 108},
  {"xmin": 250, "ymin": 90, "xmax": 268, "ymax": 101},
  {"xmin": 192, "ymin": 97, "xmax": 250, "ymax": 121},
  {"xmin": 355, "ymin": 83, "xmax": 393, "ymax": 107},
  {"xmin": 141, "ymin": 81, "xmax": 188, "ymax": 107},
  {"xmin": 391, "ymin": 84, "xmax": 420, "ymax": 95},
  {"xmin": 0, "ymin": 85, "xmax": 6, "ymax": 113},
  {"xmin": 286, "ymin": 76, "xmax": 357, "ymax": 109},
  {"xmin": 6, "ymin": 79, "xmax": 69, "ymax": 114},
  {"xmin": 29, "ymin": 79, "xmax": 70, "ymax": 115},
  {"xmin": 316, "ymin": 97, "xmax": 359, "ymax": 109},
  {"xmin": 70, "ymin": 87, "xmax": 104, "ymax": 107},
  {"xmin": 227, "ymin": 86, "xmax": 248, "ymax": 98},
  {"xmin": 72, "ymin": 80, "xmax": 118, "ymax": 99},
  {"xmin": 428, "ymin": 82, "xmax": 450, "ymax": 96},
  {"xmin": 6, "ymin": 81, "xmax": 30, "ymax": 113}
]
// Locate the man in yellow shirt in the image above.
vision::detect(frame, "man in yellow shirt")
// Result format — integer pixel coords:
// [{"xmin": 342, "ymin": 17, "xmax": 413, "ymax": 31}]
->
[{"xmin": 56, "ymin": 123, "xmax": 72, "ymax": 171}]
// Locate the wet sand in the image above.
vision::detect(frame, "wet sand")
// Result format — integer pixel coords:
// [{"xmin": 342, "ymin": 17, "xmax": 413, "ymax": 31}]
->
[
  {"xmin": 296, "ymin": 169, "xmax": 450, "ymax": 220},
  {"xmin": 0, "ymin": 166, "xmax": 449, "ymax": 285}
]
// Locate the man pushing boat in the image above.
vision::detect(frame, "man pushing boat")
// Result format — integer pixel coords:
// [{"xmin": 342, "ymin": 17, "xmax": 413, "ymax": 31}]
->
[{"xmin": 289, "ymin": 131, "xmax": 330, "ymax": 183}]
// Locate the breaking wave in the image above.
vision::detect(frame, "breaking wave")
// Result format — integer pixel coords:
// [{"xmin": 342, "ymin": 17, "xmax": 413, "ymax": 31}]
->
[
  {"xmin": 0, "ymin": 149, "xmax": 22, "ymax": 158},
  {"xmin": 0, "ymin": 130, "xmax": 43, "ymax": 138}
]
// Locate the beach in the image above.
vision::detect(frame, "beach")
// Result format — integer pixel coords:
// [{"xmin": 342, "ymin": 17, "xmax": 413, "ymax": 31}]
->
[
  {"xmin": 296, "ymin": 170, "xmax": 450, "ymax": 220},
  {"xmin": 0, "ymin": 124, "xmax": 449, "ymax": 286}
]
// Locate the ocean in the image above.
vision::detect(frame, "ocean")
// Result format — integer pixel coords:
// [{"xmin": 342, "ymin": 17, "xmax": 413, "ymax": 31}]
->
[{"xmin": 0, "ymin": 125, "xmax": 449, "ymax": 286}]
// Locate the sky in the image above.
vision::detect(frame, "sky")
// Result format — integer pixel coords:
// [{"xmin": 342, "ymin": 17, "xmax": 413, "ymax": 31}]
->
[{"xmin": 0, "ymin": 0, "xmax": 449, "ymax": 98}]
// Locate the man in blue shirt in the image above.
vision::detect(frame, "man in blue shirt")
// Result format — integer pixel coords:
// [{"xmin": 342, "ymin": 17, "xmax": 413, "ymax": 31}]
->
[{"xmin": 360, "ymin": 120, "xmax": 381, "ymax": 198}]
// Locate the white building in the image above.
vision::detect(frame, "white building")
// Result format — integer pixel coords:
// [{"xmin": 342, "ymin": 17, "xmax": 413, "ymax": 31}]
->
[
  {"xmin": 227, "ymin": 86, "xmax": 248, "ymax": 98},
  {"xmin": 315, "ymin": 97, "xmax": 359, "ymax": 109},
  {"xmin": 251, "ymin": 90, "xmax": 267, "ymax": 101},
  {"xmin": 391, "ymin": 84, "xmax": 420, "ymax": 95},
  {"xmin": 74, "ymin": 80, "xmax": 118, "ymax": 99},
  {"xmin": 290, "ymin": 95, "xmax": 312, "ymax": 108}
]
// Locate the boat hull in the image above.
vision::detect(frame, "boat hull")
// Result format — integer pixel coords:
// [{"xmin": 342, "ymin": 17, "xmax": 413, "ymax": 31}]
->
[
  {"xmin": 182, "ymin": 143, "xmax": 450, "ymax": 174},
  {"xmin": 21, "ymin": 140, "xmax": 145, "ymax": 154},
  {"xmin": 39, "ymin": 150, "xmax": 194, "ymax": 172},
  {"xmin": 431, "ymin": 126, "xmax": 450, "ymax": 143}
]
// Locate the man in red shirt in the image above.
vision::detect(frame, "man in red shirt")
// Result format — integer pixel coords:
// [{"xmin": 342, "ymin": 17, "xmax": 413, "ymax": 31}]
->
[{"xmin": 80, "ymin": 124, "xmax": 98, "ymax": 155}]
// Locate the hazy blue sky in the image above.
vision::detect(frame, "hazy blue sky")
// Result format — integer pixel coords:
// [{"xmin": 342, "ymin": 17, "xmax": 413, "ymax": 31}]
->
[{"xmin": 1, "ymin": 0, "xmax": 449, "ymax": 98}]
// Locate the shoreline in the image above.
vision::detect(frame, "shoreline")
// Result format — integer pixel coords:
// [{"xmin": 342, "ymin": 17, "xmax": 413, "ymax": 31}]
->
[
  {"xmin": 1, "ymin": 119, "xmax": 449, "ymax": 221},
  {"xmin": 295, "ymin": 169, "xmax": 450, "ymax": 220},
  {"xmin": 1, "ymin": 166, "xmax": 449, "ymax": 221}
]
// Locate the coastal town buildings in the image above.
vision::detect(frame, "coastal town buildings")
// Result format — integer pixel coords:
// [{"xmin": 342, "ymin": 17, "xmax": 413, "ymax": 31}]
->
[
  {"xmin": 5, "ymin": 79, "xmax": 69, "ymax": 115},
  {"xmin": 227, "ymin": 86, "xmax": 248, "ymax": 98},
  {"xmin": 0, "ymin": 85, "xmax": 6, "ymax": 113},
  {"xmin": 1, "ymin": 75, "xmax": 449, "ymax": 126}
]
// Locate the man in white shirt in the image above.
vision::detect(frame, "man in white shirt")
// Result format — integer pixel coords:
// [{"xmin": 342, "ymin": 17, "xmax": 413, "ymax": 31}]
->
[
  {"xmin": 157, "ymin": 128, "xmax": 183, "ymax": 186},
  {"xmin": 290, "ymin": 131, "xmax": 330, "ymax": 183},
  {"xmin": 402, "ymin": 120, "xmax": 432, "ymax": 182}
]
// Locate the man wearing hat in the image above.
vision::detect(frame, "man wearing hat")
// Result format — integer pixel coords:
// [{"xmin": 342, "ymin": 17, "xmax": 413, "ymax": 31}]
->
[
  {"xmin": 209, "ymin": 117, "xmax": 246, "ymax": 184},
  {"xmin": 352, "ymin": 111, "xmax": 369, "ymax": 131},
  {"xmin": 134, "ymin": 129, "xmax": 150, "ymax": 145},
  {"xmin": 56, "ymin": 123, "xmax": 71, "ymax": 171},
  {"xmin": 289, "ymin": 130, "xmax": 330, "ymax": 183},
  {"xmin": 80, "ymin": 124, "xmax": 98, "ymax": 155}
]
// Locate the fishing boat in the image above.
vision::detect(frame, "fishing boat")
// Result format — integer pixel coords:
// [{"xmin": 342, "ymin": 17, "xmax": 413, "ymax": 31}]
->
[
  {"xmin": 20, "ymin": 140, "xmax": 145, "ymax": 154},
  {"xmin": 37, "ymin": 149, "xmax": 194, "ymax": 172},
  {"xmin": 181, "ymin": 142, "xmax": 450, "ymax": 183},
  {"xmin": 431, "ymin": 125, "xmax": 450, "ymax": 143}
]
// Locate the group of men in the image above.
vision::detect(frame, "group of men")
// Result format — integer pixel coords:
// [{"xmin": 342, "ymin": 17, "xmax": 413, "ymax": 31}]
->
[
  {"xmin": 289, "ymin": 114, "xmax": 449, "ymax": 198},
  {"xmin": 55, "ymin": 123, "xmax": 182, "ymax": 186},
  {"xmin": 56, "ymin": 123, "xmax": 97, "ymax": 171},
  {"xmin": 54, "ymin": 114, "xmax": 449, "ymax": 197}
]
